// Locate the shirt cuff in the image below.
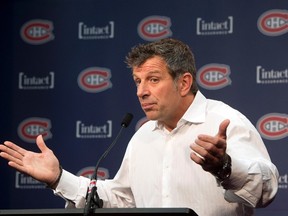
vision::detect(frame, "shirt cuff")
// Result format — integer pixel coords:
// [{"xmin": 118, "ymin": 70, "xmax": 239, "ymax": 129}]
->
[
  {"xmin": 222, "ymin": 156, "xmax": 250, "ymax": 190},
  {"xmin": 54, "ymin": 169, "xmax": 88, "ymax": 202}
]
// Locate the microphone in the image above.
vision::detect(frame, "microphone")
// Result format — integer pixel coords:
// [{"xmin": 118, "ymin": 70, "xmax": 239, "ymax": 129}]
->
[{"xmin": 84, "ymin": 113, "xmax": 133, "ymax": 215}]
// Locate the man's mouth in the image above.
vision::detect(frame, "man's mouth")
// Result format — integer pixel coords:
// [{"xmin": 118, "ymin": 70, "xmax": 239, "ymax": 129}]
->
[{"xmin": 141, "ymin": 103, "xmax": 155, "ymax": 111}]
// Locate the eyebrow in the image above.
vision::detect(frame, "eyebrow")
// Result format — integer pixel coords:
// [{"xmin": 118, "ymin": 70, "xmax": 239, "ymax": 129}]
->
[{"xmin": 132, "ymin": 70, "xmax": 161, "ymax": 77}]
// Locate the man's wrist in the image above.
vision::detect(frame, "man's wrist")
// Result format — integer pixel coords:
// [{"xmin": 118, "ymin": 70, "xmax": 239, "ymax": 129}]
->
[
  {"xmin": 212, "ymin": 154, "xmax": 232, "ymax": 183},
  {"xmin": 47, "ymin": 165, "xmax": 63, "ymax": 189}
]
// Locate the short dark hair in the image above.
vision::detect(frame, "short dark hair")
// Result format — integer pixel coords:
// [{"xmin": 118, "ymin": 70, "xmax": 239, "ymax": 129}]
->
[{"xmin": 125, "ymin": 38, "xmax": 198, "ymax": 94}]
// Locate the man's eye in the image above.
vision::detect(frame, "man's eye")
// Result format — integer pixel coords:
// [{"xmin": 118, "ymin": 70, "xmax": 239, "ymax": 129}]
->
[{"xmin": 150, "ymin": 78, "xmax": 159, "ymax": 83}]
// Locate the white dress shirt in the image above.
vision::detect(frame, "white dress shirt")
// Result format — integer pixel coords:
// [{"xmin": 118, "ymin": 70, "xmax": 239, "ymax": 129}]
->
[{"xmin": 54, "ymin": 91, "xmax": 278, "ymax": 216}]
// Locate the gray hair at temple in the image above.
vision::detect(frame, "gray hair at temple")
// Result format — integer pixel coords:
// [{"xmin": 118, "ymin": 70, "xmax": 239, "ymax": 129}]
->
[{"xmin": 125, "ymin": 38, "xmax": 198, "ymax": 95}]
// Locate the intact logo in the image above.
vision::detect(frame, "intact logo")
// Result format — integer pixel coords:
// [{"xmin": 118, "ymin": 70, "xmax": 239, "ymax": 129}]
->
[
  {"xmin": 256, "ymin": 65, "xmax": 288, "ymax": 84},
  {"xmin": 77, "ymin": 166, "xmax": 109, "ymax": 180},
  {"xmin": 138, "ymin": 16, "xmax": 172, "ymax": 41},
  {"xmin": 19, "ymin": 71, "xmax": 55, "ymax": 89},
  {"xmin": 20, "ymin": 19, "xmax": 54, "ymax": 45},
  {"xmin": 18, "ymin": 117, "xmax": 52, "ymax": 143},
  {"xmin": 78, "ymin": 21, "xmax": 114, "ymax": 39},
  {"xmin": 257, "ymin": 9, "xmax": 288, "ymax": 36},
  {"xmin": 197, "ymin": 64, "xmax": 231, "ymax": 90},
  {"xmin": 76, "ymin": 120, "xmax": 112, "ymax": 138},
  {"xmin": 196, "ymin": 16, "xmax": 233, "ymax": 35},
  {"xmin": 15, "ymin": 171, "xmax": 45, "ymax": 189},
  {"xmin": 78, "ymin": 67, "xmax": 112, "ymax": 93},
  {"xmin": 257, "ymin": 113, "xmax": 288, "ymax": 140}
]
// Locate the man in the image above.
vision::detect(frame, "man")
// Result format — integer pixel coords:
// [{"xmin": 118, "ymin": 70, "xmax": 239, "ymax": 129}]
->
[{"xmin": 0, "ymin": 38, "xmax": 279, "ymax": 215}]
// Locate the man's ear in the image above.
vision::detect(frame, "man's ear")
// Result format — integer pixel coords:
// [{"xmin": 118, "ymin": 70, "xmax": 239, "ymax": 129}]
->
[{"xmin": 179, "ymin": 72, "xmax": 193, "ymax": 96}]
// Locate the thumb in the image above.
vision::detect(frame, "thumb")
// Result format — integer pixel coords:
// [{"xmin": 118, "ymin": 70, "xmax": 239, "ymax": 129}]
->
[
  {"xmin": 217, "ymin": 119, "xmax": 230, "ymax": 139},
  {"xmin": 36, "ymin": 134, "xmax": 49, "ymax": 153}
]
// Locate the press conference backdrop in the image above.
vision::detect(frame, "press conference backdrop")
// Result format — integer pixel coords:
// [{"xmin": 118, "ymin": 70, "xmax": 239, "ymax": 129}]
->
[{"xmin": 0, "ymin": 0, "xmax": 287, "ymax": 215}]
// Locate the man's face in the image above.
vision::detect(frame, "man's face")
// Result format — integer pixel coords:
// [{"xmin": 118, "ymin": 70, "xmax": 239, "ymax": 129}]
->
[{"xmin": 132, "ymin": 56, "xmax": 183, "ymax": 127}]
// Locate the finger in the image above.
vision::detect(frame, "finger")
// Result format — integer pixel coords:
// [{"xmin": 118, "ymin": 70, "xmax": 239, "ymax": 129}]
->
[
  {"xmin": 217, "ymin": 119, "xmax": 230, "ymax": 139},
  {"xmin": 190, "ymin": 152, "xmax": 205, "ymax": 165},
  {"xmin": 0, "ymin": 142, "xmax": 25, "ymax": 162},
  {"xmin": 190, "ymin": 143, "xmax": 205, "ymax": 159},
  {"xmin": 8, "ymin": 161, "xmax": 27, "ymax": 173},
  {"xmin": 195, "ymin": 137, "xmax": 223, "ymax": 157},
  {"xmin": 36, "ymin": 135, "xmax": 49, "ymax": 153},
  {"xmin": 191, "ymin": 141, "xmax": 217, "ymax": 162},
  {"xmin": 0, "ymin": 151, "xmax": 24, "ymax": 166},
  {"xmin": 2, "ymin": 141, "xmax": 26, "ymax": 157}
]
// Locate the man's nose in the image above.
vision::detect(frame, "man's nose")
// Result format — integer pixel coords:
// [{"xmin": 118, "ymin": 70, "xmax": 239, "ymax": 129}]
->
[{"xmin": 137, "ymin": 82, "xmax": 149, "ymax": 98}]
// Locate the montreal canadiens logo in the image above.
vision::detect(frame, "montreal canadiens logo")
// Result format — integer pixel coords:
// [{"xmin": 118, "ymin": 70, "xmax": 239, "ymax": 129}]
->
[
  {"xmin": 197, "ymin": 64, "xmax": 231, "ymax": 90},
  {"xmin": 257, "ymin": 9, "xmax": 288, "ymax": 36},
  {"xmin": 78, "ymin": 67, "xmax": 112, "ymax": 93},
  {"xmin": 20, "ymin": 19, "xmax": 54, "ymax": 45},
  {"xmin": 17, "ymin": 117, "xmax": 52, "ymax": 143},
  {"xmin": 77, "ymin": 166, "xmax": 109, "ymax": 180},
  {"xmin": 138, "ymin": 16, "xmax": 172, "ymax": 41},
  {"xmin": 257, "ymin": 113, "xmax": 288, "ymax": 140}
]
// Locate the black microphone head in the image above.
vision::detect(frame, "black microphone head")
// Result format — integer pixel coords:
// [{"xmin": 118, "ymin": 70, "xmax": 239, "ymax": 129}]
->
[{"xmin": 121, "ymin": 113, "xmax": 133, "ymax": 128}]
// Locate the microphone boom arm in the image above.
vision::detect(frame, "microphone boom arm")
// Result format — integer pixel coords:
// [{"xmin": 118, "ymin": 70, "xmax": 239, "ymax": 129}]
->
[{"xmin": 83, "ymin": 113, "xmax": 133, "ymax": 215}]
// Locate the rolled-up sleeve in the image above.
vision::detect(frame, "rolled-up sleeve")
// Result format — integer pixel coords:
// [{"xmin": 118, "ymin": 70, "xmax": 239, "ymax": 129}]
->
[
  {"xmin": 223, "ymin": 157, "xmax": 278, "ymax": 207},
  {"xmin": 221, "ymin": 122, "xmax": 279, "ymax": 208}
]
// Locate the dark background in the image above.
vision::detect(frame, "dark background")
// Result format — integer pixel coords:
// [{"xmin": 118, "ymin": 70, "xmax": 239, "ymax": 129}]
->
[{"xmin": 0, "ymin": 0, "xmax": 287, "ymax": 215}]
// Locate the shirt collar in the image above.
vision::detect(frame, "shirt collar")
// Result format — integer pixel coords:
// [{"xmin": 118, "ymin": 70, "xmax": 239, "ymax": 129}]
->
[
  {"xmin": 182, "ymin": 90, "xmax": 207, "ymax": 124},
  {"xmin": 153, "ymin": 91, "xmax": 207, "ymax": 130}
]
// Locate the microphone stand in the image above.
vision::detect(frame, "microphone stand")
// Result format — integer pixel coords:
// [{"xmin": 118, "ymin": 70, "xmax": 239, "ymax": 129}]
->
[{"xmin": 83, "ymin": 113, "xmax": 133, "ymax": 216}]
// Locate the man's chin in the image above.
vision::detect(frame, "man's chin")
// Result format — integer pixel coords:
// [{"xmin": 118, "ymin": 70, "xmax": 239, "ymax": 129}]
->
[{"xmin": 144, "ymin": 111, "xmax": 158, "ymax": 121}]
